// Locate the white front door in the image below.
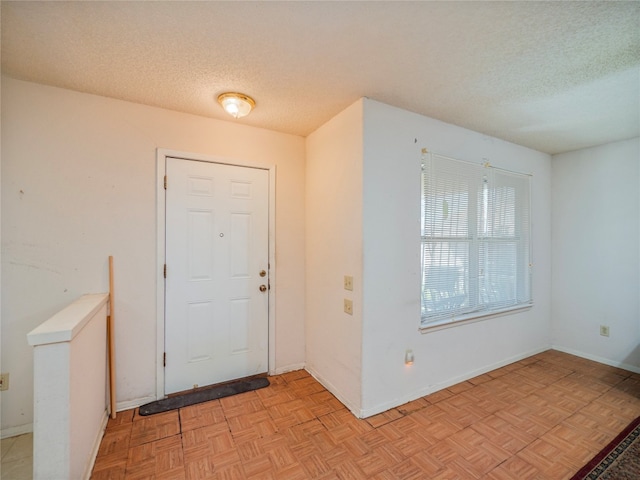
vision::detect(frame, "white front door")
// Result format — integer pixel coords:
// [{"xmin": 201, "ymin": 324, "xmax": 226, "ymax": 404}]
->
[{"xmin": 164, "ymin": 157, "xmax": 269, "ymax": 394}]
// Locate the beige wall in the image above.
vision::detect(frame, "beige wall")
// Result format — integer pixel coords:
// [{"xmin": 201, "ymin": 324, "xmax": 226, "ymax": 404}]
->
[
  {"xmin": 1, "ymin": 77, "xmax": 306, "ymax": 433},
  {"xmin": 305, "ymin": 99, "xmax": 364, "ymax": 414}
]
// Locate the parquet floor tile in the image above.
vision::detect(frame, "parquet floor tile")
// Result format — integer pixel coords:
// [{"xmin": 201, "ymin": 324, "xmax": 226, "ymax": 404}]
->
[
  {"xmin": 424, "ymin": 388, "xmax": 455, "ymax": 404},
  {"xmin": 516, "ymin": 438, "xmax": 580, "ymax": 478},
  {"xmin": 92, "ymin": 350, "xmax": 640, "ymax": 479},
  {"xmin": 446, "ymin": 381, "xmax": 475, "ymax": 395},
  {"xmin": 387, "ymin": 457, "xmax": 425, "ymax": 480},
  {"xmin": 130, "ymin": 410, "xmax": 180, "ymax": 447},
  {"xmin": 469, "ymin": 414, "xmax": 536, "ymax": 455},
  {"xmin": 126, "ymin": 434, "xmax": 185, "ymax": 479},
  {"xmin": 391, "ymin": 430, "xmax": 435, "ymax": 457},
  {"xmin": 540, "ymin": 424, "xmax": 601, "ymax": 467},
  {"xmin": 468, "ymin": 373, "xmax": 493, "ymax": 386},
  {"xmin": 396, "ymin": 397, "xmax": 429, "ymax": 415},
  {"xmin": 484, "ymin": 456, "xmax": 540, "ymax": 480},
  {"xmin": 365, "ymin": 408, "xmax": 404, "ymax": 428},
  {"xmin": 180, "ymin": 401, "xmax": 226, "ymax": 432},
  {"xmin": 97, "ymin": 423, "xmax": 132, "ymax": 457},
  {"xmin": 241, "ymin": 453, "xmax": 272, "ymax": 478}
]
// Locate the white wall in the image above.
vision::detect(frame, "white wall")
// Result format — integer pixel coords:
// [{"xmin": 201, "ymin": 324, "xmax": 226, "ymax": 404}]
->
[
  {"xmin": 304, "ymin": 97, "xmax": 552, "ymax": 417},
  {"xmin": 551, "ymin": 138, "xmax": 640, "ymax": 371},
  {"xmin": 360, "ymin": 99, "xmax": 552, "ymax": 416},
  {"xmin": 305, "ymin": 100, "xmax": 364, "ymax": 414},
  {"xmin": 0, "ymin": 75, "xmax": 3, "ymax": 431},
  {"xmin": 1, "ymin": 77, "xmax": 306, "ymax": 433},
  {"xmin": 5, "ymin": 75, "xmax": 632, "ymax": 434}
]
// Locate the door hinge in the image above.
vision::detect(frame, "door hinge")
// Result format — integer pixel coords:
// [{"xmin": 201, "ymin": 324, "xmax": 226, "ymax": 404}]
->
[
  {"xmin": 164, "ymin": 264, "xmax": 167, "ymax": 278},
  {"xmin": 163, "ymin": 352, "xmax": 166, "ymax": 367},
  {"xmin": 164, "ymin": 175, "xmax": 167, "ymax": 190}
]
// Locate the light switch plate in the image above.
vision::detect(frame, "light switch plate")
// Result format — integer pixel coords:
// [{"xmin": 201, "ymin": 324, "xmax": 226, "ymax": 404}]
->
[
  {"xmin": 344, "ymin": 299, "xmax": 353, "ymax": 315},
  {"xmin": 0, "ymin": 373, "xmax": 9, "ymax": 391},
  {"xmin": 344, "ymin": 275, "xmax": 353, "ymax": 291}
]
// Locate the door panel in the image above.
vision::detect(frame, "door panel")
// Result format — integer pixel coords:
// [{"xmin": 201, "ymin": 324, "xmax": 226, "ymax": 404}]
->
[{"xmin": 165, "ymin": 157, "xmax": 269, "ymax": 394}]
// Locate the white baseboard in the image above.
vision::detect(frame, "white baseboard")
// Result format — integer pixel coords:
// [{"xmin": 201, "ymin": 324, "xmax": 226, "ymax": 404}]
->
[
  {"xmin": 551, "ymin": 345, "xmax": 640, "ymax": 374},
  {"xmin": 116, "ymin": 395, "xmax": 157, "ymax": 412},
  {"xmin": 83, "ymin": 410, "xmax": 109, "ymax": 480},
  {"xmin": 304, "ymin": 365, "xmax": 362, "ymax": 418},
  {"xmin": 359, "ymin": 345, "xmax": 551, "ymax": 419},
  {"xmin": 0, "ymin": 423, "xmax": 33, "ymax": 439},
  {"xmin": 272, "ymin": 362, "xmax": 306, "ymax": 376}
]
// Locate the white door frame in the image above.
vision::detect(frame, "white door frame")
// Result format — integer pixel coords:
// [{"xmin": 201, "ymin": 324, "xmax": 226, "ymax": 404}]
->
[{"xmin": 155, "ymin": 148, "xmax": 277, "ymax": 400}]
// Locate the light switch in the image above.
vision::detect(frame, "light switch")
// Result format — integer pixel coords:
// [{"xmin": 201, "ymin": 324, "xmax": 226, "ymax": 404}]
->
[{"xmin": 344, "ymin": 299, "xmax": 353, "ymax": 315}]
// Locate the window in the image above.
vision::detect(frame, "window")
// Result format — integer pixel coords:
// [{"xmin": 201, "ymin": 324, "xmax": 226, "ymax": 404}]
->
[{"xmin": 421, "ymin": 152, "xmax": 532, "ymax": 328}]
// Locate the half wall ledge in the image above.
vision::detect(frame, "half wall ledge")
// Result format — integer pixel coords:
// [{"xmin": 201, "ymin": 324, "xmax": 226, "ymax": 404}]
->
[{"xmin": 27, "ymin": 293, "xmax": 110, "ymax": 480}]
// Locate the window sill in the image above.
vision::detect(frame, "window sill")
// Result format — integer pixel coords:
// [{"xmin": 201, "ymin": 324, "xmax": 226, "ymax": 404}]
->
[{"xmin": 419, "ymin": 303, "xmax": 533, "ymax": 334}]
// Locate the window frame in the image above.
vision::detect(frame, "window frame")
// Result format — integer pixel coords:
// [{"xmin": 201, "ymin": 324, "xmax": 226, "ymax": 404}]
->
[{"xmin": 420, "ymin": 152, "xmax": 533, "ymax": 330}]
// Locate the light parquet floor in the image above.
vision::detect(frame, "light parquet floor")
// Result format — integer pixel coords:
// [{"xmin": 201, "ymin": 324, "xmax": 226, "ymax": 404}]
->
[{"xmin": 91, "ymin": 350, "xmax": 640, "ymax": 479}]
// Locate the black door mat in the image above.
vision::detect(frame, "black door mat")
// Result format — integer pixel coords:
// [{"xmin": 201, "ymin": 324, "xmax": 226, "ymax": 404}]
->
[{"xmin": 138, "ymin": 377, "xmax": 270, "ymax": 416}]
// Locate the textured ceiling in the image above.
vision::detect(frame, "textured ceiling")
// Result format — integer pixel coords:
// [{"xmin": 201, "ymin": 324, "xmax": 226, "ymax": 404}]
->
[{"xmin": 2, "ymin": 1, "xmax": 639, "ymax": 154}]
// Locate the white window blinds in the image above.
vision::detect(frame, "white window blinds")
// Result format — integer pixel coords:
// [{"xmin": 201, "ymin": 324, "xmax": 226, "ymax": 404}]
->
[{"xmin": 421, "ymin": 152, "xmax": 532, "ymax": 327}]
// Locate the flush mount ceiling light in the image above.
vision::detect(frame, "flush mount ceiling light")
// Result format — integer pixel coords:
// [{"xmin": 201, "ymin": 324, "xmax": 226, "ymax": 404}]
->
[{"xmin": 217, "ymin": 92, "xmax": 255, "ymax": 119}]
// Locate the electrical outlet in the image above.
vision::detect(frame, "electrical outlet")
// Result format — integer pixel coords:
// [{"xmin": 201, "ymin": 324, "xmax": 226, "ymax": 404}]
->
[
  {"xmin": 405, "ymin": 350, "xmax": 415, "ymax": 365},
  {"xmin": 0, "ymin": 373, "xmax": 9, "ymax": 391},
  {"xmin": 600, "ymin": 325, "xmax": 610, "ymax": 337},
  {"xmin": 344, "ymin": 299, "xmax": 353, "ymax": 315},
  {"xmin": 344, "ymin": 275, "xmax": 353, "ymax": 291}
]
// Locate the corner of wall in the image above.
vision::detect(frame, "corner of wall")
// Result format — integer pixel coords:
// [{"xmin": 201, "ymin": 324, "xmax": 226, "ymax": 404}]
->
[{"xmin": 304, "ymin": 99, "xmax": 365, "ymax": 414}]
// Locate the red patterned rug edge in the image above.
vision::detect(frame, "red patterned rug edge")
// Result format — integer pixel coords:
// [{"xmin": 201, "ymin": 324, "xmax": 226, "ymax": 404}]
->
[{"xmin": 570, "ymin": 415, "xmax": 640, "ymax": 480}]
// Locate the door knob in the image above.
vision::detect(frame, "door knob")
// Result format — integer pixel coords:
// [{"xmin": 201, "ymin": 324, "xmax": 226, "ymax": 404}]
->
[
  {"xmin": 259, "ymin": 285, "xmax": 267, "ymax": 292},
  {"xmin": 259, "ymin": 270, "xmax": 267, "ymax": 277}
]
